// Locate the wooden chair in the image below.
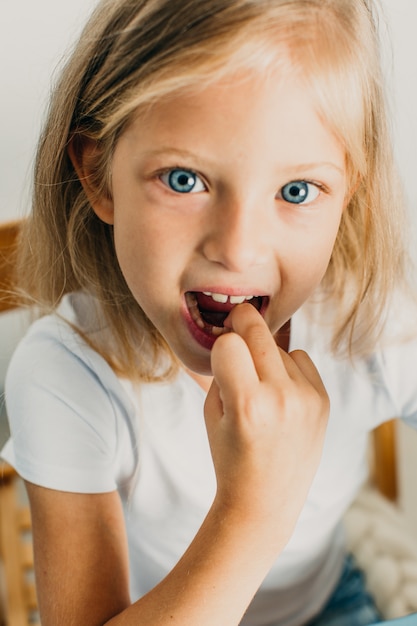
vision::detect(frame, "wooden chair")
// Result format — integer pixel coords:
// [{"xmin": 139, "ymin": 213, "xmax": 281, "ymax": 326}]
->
[
  {"xmin": 0, "ymin": 221, "xmax": 39, "ymax": 625},
  {"xmin": 0, "ymin": 219, "xmax": 401, "ymax": 625},
  {"xmin": 0, "ymin": 464, "xmax": 38, "ymax": 626},
  {"xmin": 372, "ymin": 419, "xmax": 398, "ymax": 501},
  {"xmin": 0, "ymin": 221, "xmax": 21, "ymax": 314}
]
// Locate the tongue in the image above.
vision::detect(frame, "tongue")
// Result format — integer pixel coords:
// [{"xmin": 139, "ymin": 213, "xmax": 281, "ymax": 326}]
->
[{"xmin": 195, "ymin": 292, "xmax": 234, "ymax": 327}]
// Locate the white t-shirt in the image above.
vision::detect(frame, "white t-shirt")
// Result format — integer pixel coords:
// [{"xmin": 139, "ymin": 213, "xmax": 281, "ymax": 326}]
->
[{"xmin": 2, "ymin": 292, "xmax": 417, "ymax": 626}]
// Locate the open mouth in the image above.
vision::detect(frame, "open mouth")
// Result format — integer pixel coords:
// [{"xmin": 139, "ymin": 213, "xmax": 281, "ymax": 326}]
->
[{"xmin": 185, "ymin": 291, "xmax": 267, "ymax": 337}]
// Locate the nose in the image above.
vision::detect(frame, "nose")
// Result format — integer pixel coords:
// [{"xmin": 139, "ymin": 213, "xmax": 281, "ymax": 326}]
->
[{"xmin": 201, "ymin": 193, "xmax": 270, "ymax": 272}]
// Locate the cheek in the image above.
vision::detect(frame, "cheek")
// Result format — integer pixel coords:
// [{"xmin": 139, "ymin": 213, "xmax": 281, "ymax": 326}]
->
[
  {"xmin": 112, "ymin": 222, "xmax": 151, "ymax": 292},
  {"xmin": 113, "ymin": 238, "xmax": 160, "ymax": 321},
  {"xmin": 313, "ymin": 209, "xmax": 344, "ymax": 266},
  {"xmin": 283, "ymin": 227, "xmax": 339, "ymax": 300},
  {"xmin": 292, "ymin": 228, "xmax": 338, "ymax": 275},
  {"xmin": 112, "ymin": 215, "xmax": 182, "ymax": 313}
]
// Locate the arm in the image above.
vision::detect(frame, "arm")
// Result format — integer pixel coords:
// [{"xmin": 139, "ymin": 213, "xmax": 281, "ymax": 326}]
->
[
  {"xmin": 25, "ymin": 484, "xmax": 131, "ymax": 625},
  {"xmin": 27, "ymin": 479, "xmax": 289, "ymax": 626},
  {"xmin": 27, "ymin": 304, "xmax": 329, "ymax": 626}
]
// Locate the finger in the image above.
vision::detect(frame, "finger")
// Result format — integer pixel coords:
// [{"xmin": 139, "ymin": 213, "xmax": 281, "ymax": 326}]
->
[
  {"xmin": 226, "ymin": 303, "xmax": 287, "ymax": 381},
  {"xmin": 209, "ymin": 330, "xmax": 259, "ymax": 413},
  {"xmin": 287, "ymin": 349, "xmax": 329, "ymax": 399}
]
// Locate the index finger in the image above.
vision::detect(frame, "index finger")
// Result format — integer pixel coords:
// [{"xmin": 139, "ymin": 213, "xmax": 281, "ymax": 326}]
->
[{"xmin": 225, "ymin": 303, "xmax": 287, "ymax": 381}]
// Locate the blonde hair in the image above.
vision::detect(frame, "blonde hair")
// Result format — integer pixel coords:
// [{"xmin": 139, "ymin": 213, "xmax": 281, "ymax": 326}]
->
[{"xmin": 17, "ymin": 0, "xmax": 412, "ymax": 379}]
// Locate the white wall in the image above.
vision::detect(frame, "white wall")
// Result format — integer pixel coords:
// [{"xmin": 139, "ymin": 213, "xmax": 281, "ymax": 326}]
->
[
  {"xmin": 383, "ymin": 0, "xmax": 417, "ymax": 246},
  {"xmin": 0, "ymin": 0, "xmax": 98, "ymax": 221}
]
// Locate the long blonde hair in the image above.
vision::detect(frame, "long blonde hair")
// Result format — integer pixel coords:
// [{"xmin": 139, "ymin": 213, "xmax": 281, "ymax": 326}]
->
[{"xmin": 17, "ymin": 0, "xmax": 412, "ymax": 379}]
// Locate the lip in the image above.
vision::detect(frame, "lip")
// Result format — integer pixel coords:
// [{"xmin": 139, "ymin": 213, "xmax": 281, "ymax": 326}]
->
[
  {"xmin": 181, "ymin": 290, "xmax": 270, "ymax": 351},
  {"xmin": 181, "ymin": 296, "xmax": 219, "ymax": 351}
]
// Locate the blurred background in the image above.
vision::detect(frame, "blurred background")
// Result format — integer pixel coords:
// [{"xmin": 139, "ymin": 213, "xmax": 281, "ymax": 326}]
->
[{"xmin": 0, "ymin": 0, "xmax": 97, "ymax": 223}]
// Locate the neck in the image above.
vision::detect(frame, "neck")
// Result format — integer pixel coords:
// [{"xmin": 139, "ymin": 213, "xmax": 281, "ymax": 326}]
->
[{"xmin": 185, "ymin": 369, "xmax": 213, "ymax": 393}]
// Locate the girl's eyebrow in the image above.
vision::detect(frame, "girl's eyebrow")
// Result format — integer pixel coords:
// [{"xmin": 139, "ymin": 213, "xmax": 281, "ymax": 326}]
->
[
  {"xmin": 283, "ymin": 162, "xmax": 345, "ymax": 177},
  {"xmin": 138, "ymin": 146, "xmax": 219, "ymax": 172},
  {"xmin": 141, "ymin": 148, "xmax": 344, "ymax": 178},
  {"xmin": 141, "ymin": 147, "xmax": 209, "ymax": 163}
]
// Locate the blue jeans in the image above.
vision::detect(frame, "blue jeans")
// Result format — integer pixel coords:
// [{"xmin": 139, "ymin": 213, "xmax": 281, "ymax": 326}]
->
[{"xmin": 306, "ymin": 555, "xmax": 383, "ymax": 626}]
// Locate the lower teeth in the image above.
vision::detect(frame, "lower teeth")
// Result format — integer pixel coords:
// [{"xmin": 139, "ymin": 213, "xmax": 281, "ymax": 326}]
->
[{"xmin": 186, "ymin": 292, "xmax": 229, "ymax": 336}]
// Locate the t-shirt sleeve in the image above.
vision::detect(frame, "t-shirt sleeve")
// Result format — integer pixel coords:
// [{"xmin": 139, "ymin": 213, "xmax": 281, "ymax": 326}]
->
[
  {"xmin": 384, "ymin": 341, "xmax": 417, "ymax": 429},
  {"xmin": 378, "ymin": 329, "xmax": 417, "ymax": 430},
  {"xmin": 1, "ymin": 317, "xmax": 135, "ymax": 494}
]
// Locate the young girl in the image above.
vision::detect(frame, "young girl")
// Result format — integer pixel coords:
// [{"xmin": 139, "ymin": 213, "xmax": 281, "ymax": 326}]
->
[{"xmin": 2, "ymin": 0, "xmax": 417, "ymax": 624}]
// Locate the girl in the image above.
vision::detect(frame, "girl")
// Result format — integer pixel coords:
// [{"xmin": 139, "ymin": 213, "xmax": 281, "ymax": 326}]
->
[{"xmin": 2, "ymin": 0, "xmax": 416, "ymax": 624}]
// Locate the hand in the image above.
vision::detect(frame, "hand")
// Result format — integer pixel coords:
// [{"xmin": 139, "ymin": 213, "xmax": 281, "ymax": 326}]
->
[{"xmin": 204, "ymin": 303, "xmax": 329, "ymax": 543}]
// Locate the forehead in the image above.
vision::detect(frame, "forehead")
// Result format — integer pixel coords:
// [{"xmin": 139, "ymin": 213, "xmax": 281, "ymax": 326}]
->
[
  {"xmin": 103, "ymin": 13, "xmax": 366, "ymax": 175},
  {"xmin": 118, "ymin": 67, "xmax": 345, "ymax": 176},
  {"xmin": 118, "ymin": 29, "xmax": 357, "ymax": 145}
]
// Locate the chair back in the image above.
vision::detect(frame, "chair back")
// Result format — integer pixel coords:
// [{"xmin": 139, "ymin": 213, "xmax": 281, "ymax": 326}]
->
[
  {"xmin": 0, "ymin": 220, "xmax": 39, "ymax": 625},
  {"xmin": 0, "ymin": 463, "xmax": 39, "ymax": 626}
]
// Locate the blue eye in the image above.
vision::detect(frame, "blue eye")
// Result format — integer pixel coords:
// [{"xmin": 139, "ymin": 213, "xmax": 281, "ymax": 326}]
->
[
  {"xmin": 281, "ymin": 181, "xmax": 319, "ymax": 205},
  {"xmin": 160, "ymin": 169, "xmax": 206, "ymax": 194}
]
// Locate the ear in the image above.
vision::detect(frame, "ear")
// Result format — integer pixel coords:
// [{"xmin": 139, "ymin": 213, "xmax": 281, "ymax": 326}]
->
[{"xmin": 67, "ymin": 135, "xmax": 114, "ymax": 225}]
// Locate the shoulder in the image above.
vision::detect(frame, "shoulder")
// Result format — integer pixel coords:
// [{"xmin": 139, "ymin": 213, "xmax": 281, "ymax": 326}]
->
[
  {"xmin": 373, "ymin": 298, "xmax": 417, "ymax": 421},
  {"xmin": 7, "ymin": 295, "xmax": 130, "ymax": 411},
  {"xmin": 294, "ymin": 299, "xmax": 417, "ymax": 422},
  {"xmin": 4, "ymin": 294, "xmax": 138, "ymax": 492}
]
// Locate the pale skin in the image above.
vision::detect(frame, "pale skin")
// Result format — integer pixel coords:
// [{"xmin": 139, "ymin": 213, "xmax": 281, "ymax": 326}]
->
[{"xmin": 26, "ymin": 66, "xmax": 348, "ymax": 625}]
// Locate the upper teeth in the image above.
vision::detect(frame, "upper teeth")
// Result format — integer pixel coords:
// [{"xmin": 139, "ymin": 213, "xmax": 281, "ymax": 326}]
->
[{"xmin": 203, "ymin": 292, "xmax": 254, "ymax": 305}]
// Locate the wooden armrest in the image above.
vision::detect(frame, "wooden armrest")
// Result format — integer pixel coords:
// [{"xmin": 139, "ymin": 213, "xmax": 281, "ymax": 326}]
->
[
  {"xmin": 0, "ymin": 461, "xmax": 18, "ymax": 485},
  {"xmin": 0, "ymin": 219, "xmax": 23, "ymax": 312},
  {"xmin": 372, "ymin": 419, "xmax": 398, "ymax": 501}
]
